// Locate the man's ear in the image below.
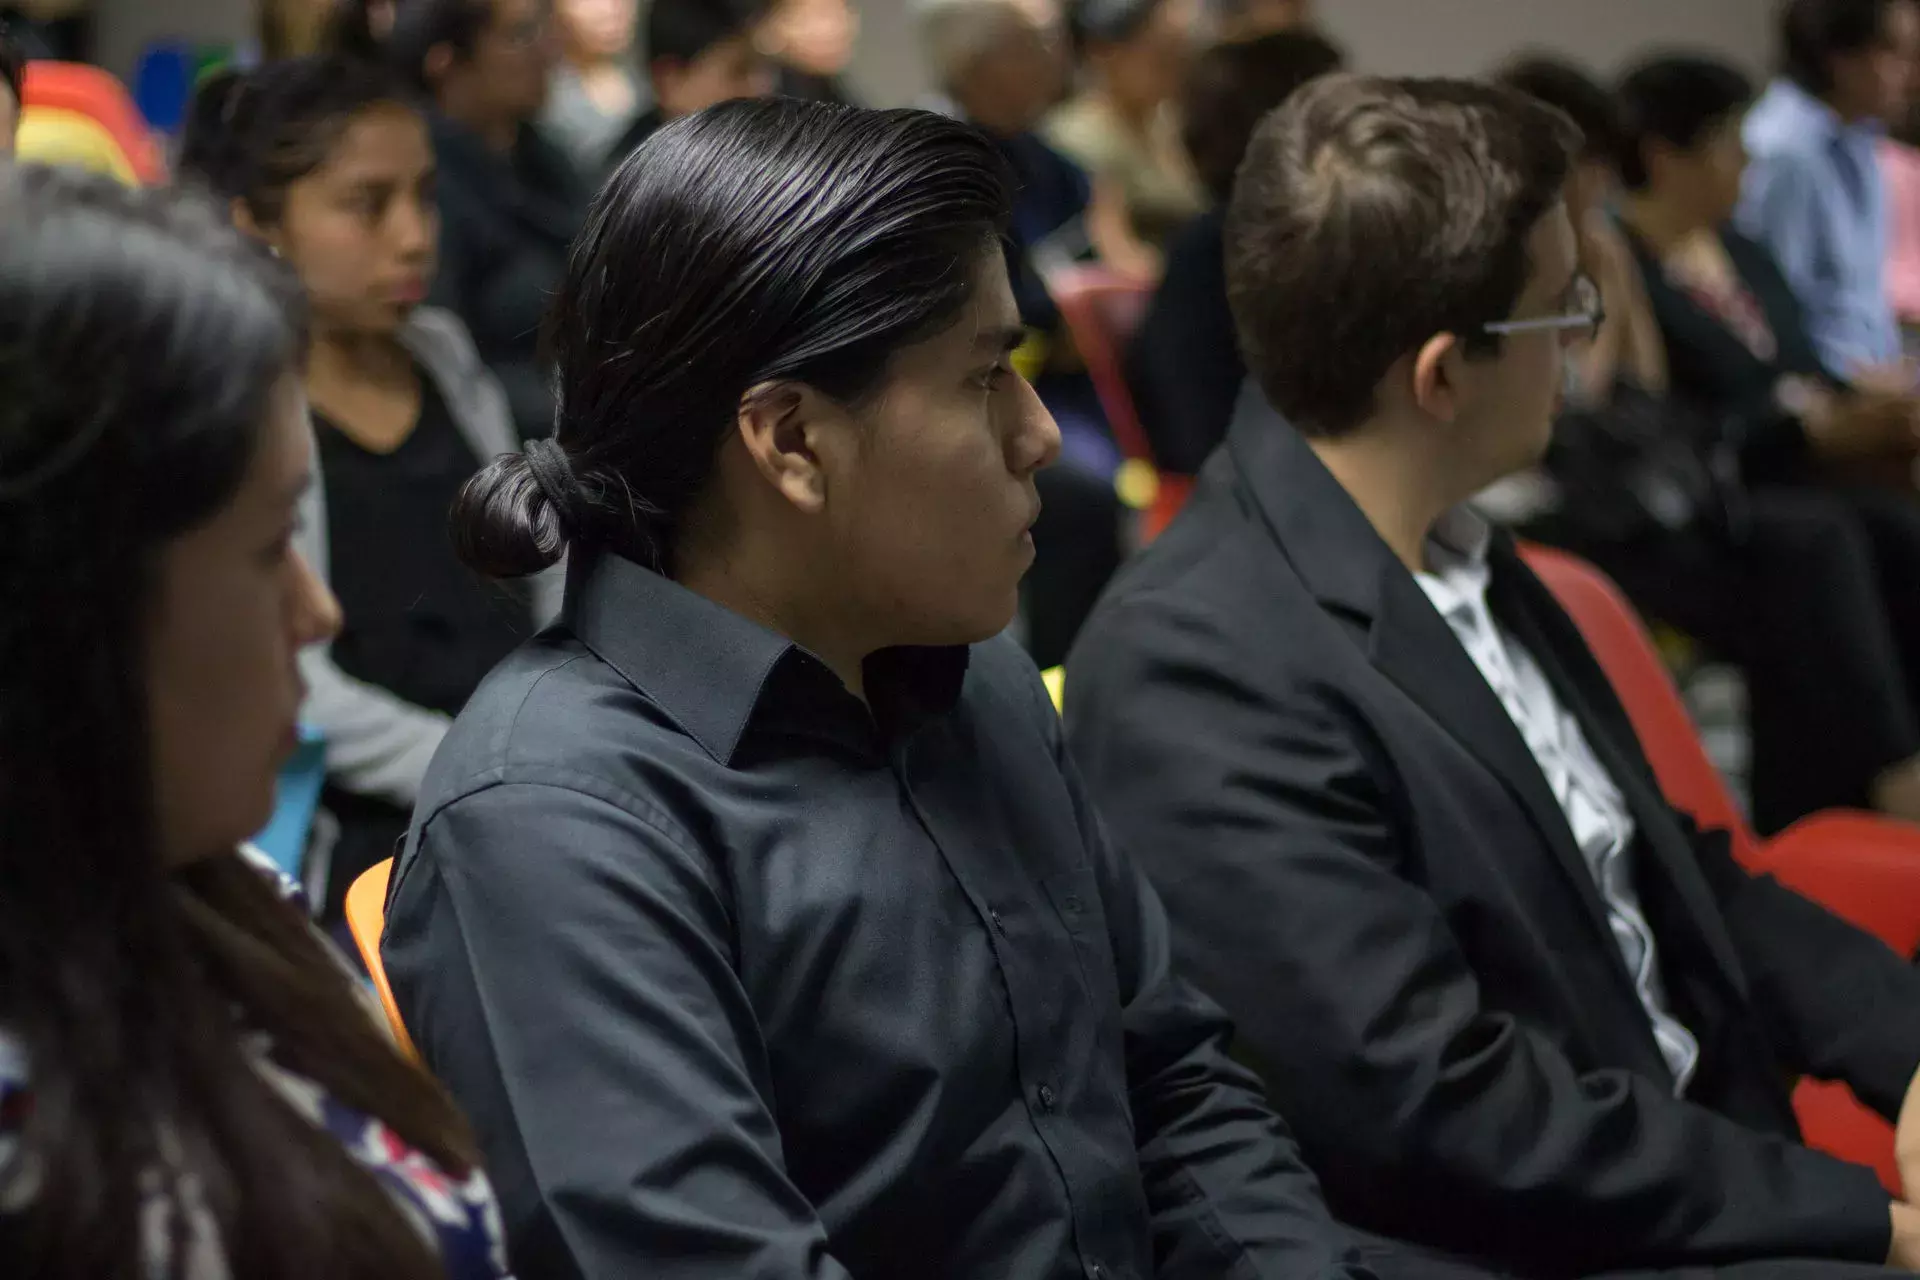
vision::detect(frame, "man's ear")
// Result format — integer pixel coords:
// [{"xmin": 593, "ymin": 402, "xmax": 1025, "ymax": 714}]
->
[
  {"xmin": 736, "ymin": 382, "xmax": 832, "ymax": 515},
  {"xmin": 1410, "ymin": 332, "xmax": 1463, "ymax": 424}
]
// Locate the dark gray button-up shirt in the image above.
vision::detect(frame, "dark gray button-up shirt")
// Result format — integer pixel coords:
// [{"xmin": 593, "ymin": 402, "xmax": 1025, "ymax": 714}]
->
[{"xmin": 384, "ymin": 550, "xmax": 1368, "ymax": 1280}]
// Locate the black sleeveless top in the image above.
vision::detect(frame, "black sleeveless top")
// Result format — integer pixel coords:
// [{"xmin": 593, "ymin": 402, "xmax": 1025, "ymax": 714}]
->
[
  {"xmin": 314, "ymin": 372, "xmax": 530, "ymax": 714},
  {"xmin": 312, "ymin": 371, "xmax": 530, "ymax": 921}
]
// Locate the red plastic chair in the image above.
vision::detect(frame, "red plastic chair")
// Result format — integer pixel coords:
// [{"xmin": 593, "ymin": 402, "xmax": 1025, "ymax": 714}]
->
[
  {"xmin": 1048, "ymin": 265, "xmax": 1192, "ymax": 541},
  {"xmin": 1521, "ymin": 542, "xmax": 1920, "ymax": 1193},
  {"xmin": 17, "ymin": 62, "xmax": 167, "ymax": 186}
]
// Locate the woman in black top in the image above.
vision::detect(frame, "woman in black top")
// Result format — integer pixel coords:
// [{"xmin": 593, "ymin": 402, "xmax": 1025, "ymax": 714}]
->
[
  {"xmin": 346, "ymin": 0, "xmax": 589, "ymax": 440},
  {"xmin": 1126, "ymin": 29, "xmax": 1345, "ymax": 474},
  {"xmin": 180, "ymin": 56, "xmax": 542, "ymax": 925},
  {"xmin": 1609, "ymin": 54, "xmax": 1920, "ymax": 826}
]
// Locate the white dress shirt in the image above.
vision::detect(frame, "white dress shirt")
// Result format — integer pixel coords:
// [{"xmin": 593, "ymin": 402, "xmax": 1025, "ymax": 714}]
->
[{"xmin": 1415, "ymin": 508, "xmax": 1700, "ymax": 1095}]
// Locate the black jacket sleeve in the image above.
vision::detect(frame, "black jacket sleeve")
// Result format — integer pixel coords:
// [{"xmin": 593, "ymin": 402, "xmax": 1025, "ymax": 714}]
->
[
  {"xmin": 1029, "ymin": 667, "xmax": 1376, "ymax": 1280},
  {"xmin": 1686, "ymin": 816, "xmax": 1920, "ymax": 1118},
  {"xmin": 1064, "ymin": 595, "xmax": 1896, "ymax": 1274}
]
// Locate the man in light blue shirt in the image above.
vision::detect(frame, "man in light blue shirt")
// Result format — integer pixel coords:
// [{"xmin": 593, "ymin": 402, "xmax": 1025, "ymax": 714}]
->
[{"xmin": 1739, "ymin": 0, "xmax": 1920, "ymax": 378}]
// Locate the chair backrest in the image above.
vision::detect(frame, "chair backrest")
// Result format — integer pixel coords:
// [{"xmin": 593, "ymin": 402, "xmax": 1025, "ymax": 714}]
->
[
  {"xmin": 17, "ymin": 62, "xmax": 166, "ymax": 185},
  {"xmin": 1048, "ymin": 264, "xmax": 1156, "ymax": 466},
  {"xmin": 344, "ymin": 858, "xmax": 419, "ymax": 1062},
  {"xmin": 251, "ymin": 725, "xmax": 327, "ymax": 885},
  {"xmin": 1517, "ymin": 543, "xmax": 1761, "ymax": 865}
]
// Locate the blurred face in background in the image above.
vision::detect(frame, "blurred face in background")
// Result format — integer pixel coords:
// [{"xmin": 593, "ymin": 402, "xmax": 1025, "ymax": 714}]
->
[
  {"xmin": 1829, "ymin": 0, "xmax": 1920, "ymax": 121},
  {"xmin": 239, "ymin": 103, "xmax": 439, "ymax": 339},
  {"xmin": 555, "ymin": 0, "xmax": 637, "ymax": 62},
  {"xmin": 432, "ymin": 0, "xmax": 559, "ymax": 125},
  {"xmin": 654, "ymin": 30, "xmax": 778, "ymax": 118},
  {"xmin": 955, "ymin": 5, "xmax": 1069, "ymax": 135},
  {"xmin": 1647, "ymin": 110, "xmax": 1749, "ymax": 231},
  {"xmin": 763, "ymin": 0, "xmax": 858, "ymax": 77},
  {"xmin": 1087, "ymin": 0, "xmax": 1196, "ymax": 110}
]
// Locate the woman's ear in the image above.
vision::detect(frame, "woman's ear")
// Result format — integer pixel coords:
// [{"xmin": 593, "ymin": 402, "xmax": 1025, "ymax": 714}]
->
[{"xmin": 228, "ymin": 198, "xmax": 279, "ymax": 256}]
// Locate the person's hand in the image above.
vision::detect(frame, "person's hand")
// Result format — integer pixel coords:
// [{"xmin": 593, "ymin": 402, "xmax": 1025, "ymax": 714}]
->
[
  {"xmin": 1889, "ymin": 1200, "xmax": 1920, "ymax": 1271},
  {"xmin": 1852, "ymin": 359, "xmax": 1920, "ymax": 399},
  {"xmin": 1897, "ymin": 1065, "xmax": 1920, "ymax": 1204}
]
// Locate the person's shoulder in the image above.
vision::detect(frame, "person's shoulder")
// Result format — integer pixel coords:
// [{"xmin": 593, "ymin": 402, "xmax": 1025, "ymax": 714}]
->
[
  {"xmin": 416, "ymin": 635, "xmax": 644, "ymax": 808},
  {"xmin": 1043, "ymin": 97, "xmax": 1125, "ymax": 168}
]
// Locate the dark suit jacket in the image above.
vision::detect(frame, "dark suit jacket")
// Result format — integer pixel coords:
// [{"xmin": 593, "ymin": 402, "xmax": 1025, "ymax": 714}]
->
[
  {"xmin": 427, "ymin": 116, "xmax": 587, "ymax": 441},
  {"xmin": 1065, "ymin": 389, "xmax": 1920, "ymax": 1277},
  {"xmin": 1126, "ymin": 209, "xmax": 1241, "ymax": 476}
]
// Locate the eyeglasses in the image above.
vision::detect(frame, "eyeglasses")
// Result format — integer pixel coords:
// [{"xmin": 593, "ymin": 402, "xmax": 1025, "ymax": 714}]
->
[{"xmin": 1483, "ymin": 274, "xmax": 1605, "ymax": 344}]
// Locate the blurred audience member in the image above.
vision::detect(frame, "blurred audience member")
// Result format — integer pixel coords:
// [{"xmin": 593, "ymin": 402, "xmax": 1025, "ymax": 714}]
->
[
  {"xmin": 352, "ymin": 0, "xmax": 584, "ymax": 441},
  {"xmin": 1499, "ymin": 54, "xmax": 1668, "ymax": 399},
  {"xmin": 1740, "ymin": 0, "xmax": 1920, "ymax": 381},
  {"xmin": 763, "ymin": 0, "xmax": 859, "ymax": 103},
  {"xmin": 179, "ymin": 57, "xmax": 553, "ymax": 926},
  {"xmin": 1206, "ymin": 0, "xmax": 1310, "ymax": 40},
  {"xmin": 541, "ymin": 0, "xmax": 647, "ymax": 181},
  {"xmin": 605, "ymin": 0, "xmax": 774, "ymax": 163},
  {"xmin": 0, "ymin": 163, "xmax": 506, "ymax": 1280},
  {"xmin": 1882, "ymin": 36, "xmax": 1920, "ymax": 326},
  {"xmin": 1612, "ymin": 53, "xmax": 1920, "ymax": 825},
  {"xmin": 0, "ymin": 0, "xmax": 81, "ymax": 60},
  {"xmin": 1069, "ymin": 70, "xmax": 1920, "ymax": 1279},
  {"xmin": 0, "ymin": 21, "xmax": 20, "ymax": 156},
  {"xmin": 1046, "ymin": 0, "xmax": 1205, "ymax": 272},
  {"xmin": 1128, "ymin": 27, "xmax": 1345, "ymax": 473},
  {"xmin": 1500, "ymin": 54, "xmax": 1920, "ymax": 833}
]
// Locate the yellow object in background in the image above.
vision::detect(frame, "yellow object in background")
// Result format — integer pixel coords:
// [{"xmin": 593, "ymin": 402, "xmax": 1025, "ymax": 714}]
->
[{"xmin": 15, "ymin": 107, "xmax": 140, "ymax": 184}]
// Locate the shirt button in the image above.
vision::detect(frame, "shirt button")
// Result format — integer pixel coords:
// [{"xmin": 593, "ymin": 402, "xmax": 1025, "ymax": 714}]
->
[
  {"xmin": 1037, "ymin": 1083, "xmax": 1057, "ymax": 1111},
  {"xmin": 1090, "ymin": 1265, "xmax": 1107, "ymax": 1280},
  {"xmin": 989, "ymin": 907, "xmax": 1007, "ymax": 935}
]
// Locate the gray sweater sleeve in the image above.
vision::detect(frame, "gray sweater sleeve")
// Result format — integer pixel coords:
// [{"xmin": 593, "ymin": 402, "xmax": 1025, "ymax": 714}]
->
[{"xmin": 295, "ymin": 308, "xmax": 562, "ymax": 809}]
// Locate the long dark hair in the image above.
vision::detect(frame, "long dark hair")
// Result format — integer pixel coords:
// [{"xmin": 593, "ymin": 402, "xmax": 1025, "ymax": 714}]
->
[
  {"xmin": 452, "ymin": 97, "xmax": 1012, "ymax": 578},
  {"xmin": 178, "ymin": 54, "xmax": 420, "ymax": 225},
  {"xmin": 0, "ymin": 166, "xmax": 477, "ymax": 1279}
]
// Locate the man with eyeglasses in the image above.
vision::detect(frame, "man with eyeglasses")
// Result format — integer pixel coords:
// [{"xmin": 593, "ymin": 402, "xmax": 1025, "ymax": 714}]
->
[{"xmin": 1066, "ymin": 72, "xmax": 1920, "ymax": 1279}]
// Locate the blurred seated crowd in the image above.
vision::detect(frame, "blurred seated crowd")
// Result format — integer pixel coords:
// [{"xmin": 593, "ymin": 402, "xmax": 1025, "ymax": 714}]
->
[{"xmin": 18, "ymin": 0, "xmax": 1920, "ymax": 1276}]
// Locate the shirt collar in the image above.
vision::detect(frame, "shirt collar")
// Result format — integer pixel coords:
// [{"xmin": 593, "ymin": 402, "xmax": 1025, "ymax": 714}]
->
[
  {"xmin": 565, "ymin": 550, "xmax": 971, "ymax": 764},
  {"xmin": 1759, "ymin": 77, "xmax": 1884, "ymax": 145},
  {"xmin": 1414, "ymin": 505, "xmax": 1495, "ymax": 621}
]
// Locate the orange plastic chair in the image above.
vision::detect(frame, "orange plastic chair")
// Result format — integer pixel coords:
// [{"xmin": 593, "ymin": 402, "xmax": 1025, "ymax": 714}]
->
[
  {"xmin": 16, "ymin": 62, "xmax": 167, "ymax": 185},
  {"xmin": 1048, "ymin": 265, "xmax": 1192, "ymax": 541},
  {"xmin": 344, "ymin": 857, "xmax": 419, "ymax": 1062},
  {"xmin": 1521, "ymin": 541, "xmax": 1920, "ymax": 1193}
]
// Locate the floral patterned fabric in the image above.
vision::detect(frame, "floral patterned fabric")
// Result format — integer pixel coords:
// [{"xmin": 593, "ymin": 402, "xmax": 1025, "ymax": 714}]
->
[{"xmin": 0, "ymin": 848, "xmax": 509, "ymax": 1279}]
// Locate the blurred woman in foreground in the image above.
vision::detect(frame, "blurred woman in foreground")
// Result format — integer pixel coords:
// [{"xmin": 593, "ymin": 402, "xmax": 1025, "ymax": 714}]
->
[{"xmin": 0, "ymin": 166, "xmax": 505, "ymax": 1277}]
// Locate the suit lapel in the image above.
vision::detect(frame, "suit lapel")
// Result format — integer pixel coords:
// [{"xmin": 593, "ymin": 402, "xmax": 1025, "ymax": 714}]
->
[
  {"xmin": 1490, "ymin": 546, "xmax": 1752, "ymax": 1001},
  {"xmin": 1224, "ymin": 389, "xmax": 1621, "ymax": 953},
  {"xmin": 1369, "ymin": 569, "xmax": 1621, "ymax": 950}
]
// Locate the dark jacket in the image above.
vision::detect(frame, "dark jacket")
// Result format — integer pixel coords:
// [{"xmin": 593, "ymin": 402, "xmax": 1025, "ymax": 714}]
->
[
  {"xmin": 1127, "ymin": 209, "xmax": 1241, "ymax": 475},
  {"xmin": 384, "ymin": 548, "xmax": 1374, "ymax": 1279},
  {"xmin": 1065, "ymin": 389, "xmax": 1920, "ymax": 1277},
  {"xmin": 427, "ymin": 115, "xmax": 587, "ymax": 440},
  {"xmin": 1627, "ymin": 225, "xmax": 1831, "ymax": 484}
]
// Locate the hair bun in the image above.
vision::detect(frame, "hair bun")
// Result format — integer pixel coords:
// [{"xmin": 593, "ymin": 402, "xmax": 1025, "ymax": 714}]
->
[{"xmin": 449, "ymin": 451, "xmax": 570, "ymax": 579}]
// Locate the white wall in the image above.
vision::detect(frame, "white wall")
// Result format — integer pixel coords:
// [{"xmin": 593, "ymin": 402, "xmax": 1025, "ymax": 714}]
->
[
  {"xmin": 92, "ymin": 0, "xmax": 252, "ymax": 78},
  {"xmin": 846, "ymin": 0, "xmax": 1777, "ymax": 107},
  {"xmin": 89, "ymin": 0, "xmax": 1778, "ymax": 103}
]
